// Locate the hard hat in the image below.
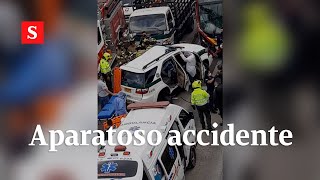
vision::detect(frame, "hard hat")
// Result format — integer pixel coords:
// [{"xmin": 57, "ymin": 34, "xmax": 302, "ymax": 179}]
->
[
  {"xmin": 192, "ymin": 80, "xmax": 202, "ymax": 89},
  {"xmin": 103, "ymin": 52, "xmax": 112, "ymax": 61}
]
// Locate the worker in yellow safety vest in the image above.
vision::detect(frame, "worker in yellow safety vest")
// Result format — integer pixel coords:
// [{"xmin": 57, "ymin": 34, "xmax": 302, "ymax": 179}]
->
[
  {"xmin": 191, "ymin": 80, "xmax": 213, "ymax": 130},
  {"xmin": 99, "ymin": 52, "xmax": 113, "ymax": 91},
  {"xmin": 99, "ymin": 53, "xmax": 112, "ymax": 74}
]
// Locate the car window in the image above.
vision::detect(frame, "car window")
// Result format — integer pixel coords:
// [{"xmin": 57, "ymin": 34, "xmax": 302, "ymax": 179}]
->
[
  {"xmin": 161, "ymin": 58, "xmax": 177, "ymax": 81},
  {"xmin": 174, "ymin": 53, "xmax": 186, "ymax": 68},
  {"xmin": 160, "ymin": 143, "xmax": 177, "ymax": 174},
  {"xmin": 167, "ymin": 121, "xmax": 182, "ymax": 139},
  {"xmin": 179, "ymin": 110, "xmax": 191, "ymax": 128},
  {"xmin": 121, "ymin": 67, "xmax": 157, "ymax": 88},
  {"xmin": 145, "ymin": 67, "xmax": 157, "ymax": 85},
  {"xmin": 122, "ymin": 71, "xmax": 145, "ymax": 88},
  {"xmin": 197, "ymin": 49, "xmax": 206, "ymax": 57}
]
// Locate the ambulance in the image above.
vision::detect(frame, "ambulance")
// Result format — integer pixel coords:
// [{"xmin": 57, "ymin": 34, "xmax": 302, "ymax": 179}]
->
[{"xmin": 98, "ymin": 102, "xmax": 197, "ymax": 180}]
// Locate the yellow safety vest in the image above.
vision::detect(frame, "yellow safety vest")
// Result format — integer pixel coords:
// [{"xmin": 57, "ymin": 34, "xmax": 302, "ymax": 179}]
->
[
  {"xmin": 100, "ymin": 58, "xmax": 111, "ymax": 74},
  {"xmin": 191, "ymin": 88, "xmax": 209, "ymax": 106}
]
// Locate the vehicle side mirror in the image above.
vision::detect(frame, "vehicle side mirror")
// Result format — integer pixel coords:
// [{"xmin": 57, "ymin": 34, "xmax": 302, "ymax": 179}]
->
[{"xmin": 188, "ymin": 112, "xmax": 194, "ymax": 119}]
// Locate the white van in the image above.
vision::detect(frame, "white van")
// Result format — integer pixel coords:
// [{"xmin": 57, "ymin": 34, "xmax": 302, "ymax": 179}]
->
[
  {"xmin": 98, "ymin": 102, "xmax": 197, "ymax": 180},
  {"xmin": 120, "ymin": 44, "xmax": 212, "ymax": 103}
]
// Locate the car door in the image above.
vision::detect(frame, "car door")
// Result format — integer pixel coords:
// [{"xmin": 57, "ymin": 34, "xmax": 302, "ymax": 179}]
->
[
  {"xmin": 172, "ymin": 53, "xmax": 190, "ymax": 91},
  {"xmin": 158, "ymin": 140, "xmax": 184, "ymax": 180},
  {"xmin": 170, "ymin": 121, "xmax": 186, "ymax": 166},
  {"xmin": 161, "ymin": 58, "xmax": 179, "ymax": 90},
  {"xmin": 177, "ymin": 109, "xmax": 196, "ymax": 166}
]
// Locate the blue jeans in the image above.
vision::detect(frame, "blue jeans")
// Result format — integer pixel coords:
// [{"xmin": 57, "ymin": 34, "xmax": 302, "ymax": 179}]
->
[
  {"xmin": 98, "ymin": 96, "xmax": 110, "ymax": 109},
  {"xmin": 187, "ymin": 72, "xmax": 194, "ymax": 84}
]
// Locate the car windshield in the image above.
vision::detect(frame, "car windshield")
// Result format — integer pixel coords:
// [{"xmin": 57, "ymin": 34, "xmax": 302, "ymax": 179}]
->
[
  {"xmin": 129, "ymin": 14, "xmax": 167, "ymax": 33},
  {"xmin": 122, "ymin": 67, "xmax": 157, "ymax": 88},
  {"xmin": 98, "ymin": 160, "xmax": 138, "ymax": 179},
  {"xmin": 199, "ymin": 2, "xmax": 223, "ymax": 37}
]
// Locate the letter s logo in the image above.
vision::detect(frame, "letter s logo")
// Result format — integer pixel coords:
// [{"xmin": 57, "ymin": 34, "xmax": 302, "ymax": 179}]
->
[
  {"xmin": 21, "ymin": 21, "xmax": 44, "ymax": 44},
  {"xmin": 27, "ymin": 26, "xmax": 38, "ymax": 40}
]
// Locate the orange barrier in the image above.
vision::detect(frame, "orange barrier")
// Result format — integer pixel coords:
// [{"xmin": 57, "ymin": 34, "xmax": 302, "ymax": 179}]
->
[{"xmin": 113, "ymin": 67, "xmax": 122, "ymax": 93}]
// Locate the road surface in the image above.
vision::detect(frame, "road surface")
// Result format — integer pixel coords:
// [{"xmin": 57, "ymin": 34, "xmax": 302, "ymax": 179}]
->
[{"xmin": 175, "ymin": 18, "xmax": 223, "ymax": 180}]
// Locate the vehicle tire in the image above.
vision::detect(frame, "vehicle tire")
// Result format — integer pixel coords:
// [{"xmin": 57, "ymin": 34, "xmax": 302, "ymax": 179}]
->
[
  {"xmin": 187, "ymin": 146, "xmax": 196, "ymax": 169},
  {"xmin": 157, "ymin": 89, "xmax": 171, "ymax": 102},
  {"xmin": 186, "ymin": 17, "xmax": 194, "ymax": 33}
]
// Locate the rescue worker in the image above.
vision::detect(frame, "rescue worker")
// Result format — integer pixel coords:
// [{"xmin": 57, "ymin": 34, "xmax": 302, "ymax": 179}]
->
[
  {"xmin": 112, "ymin": 92, "xmax": 127, "ymax": 116},
  {"xmin": 98, "ymin": 74, "xmax": 115, "ymax": 110},
  {"xmin": 181, "ymin": 51, "xmax": 196, "ymax": 84},
  {"xmin": 99, "ymin": 52, "xmax": 112, "ymax": 89},
  {"xmin": 191, "ymin": 80, "xmax": 213, "ymax": 130}
]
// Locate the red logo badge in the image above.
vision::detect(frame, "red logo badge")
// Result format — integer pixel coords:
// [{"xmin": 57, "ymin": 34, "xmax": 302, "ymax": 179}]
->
[{"xmin": 21, "ymin": 21, "xmax": 44, "ymax": 44}]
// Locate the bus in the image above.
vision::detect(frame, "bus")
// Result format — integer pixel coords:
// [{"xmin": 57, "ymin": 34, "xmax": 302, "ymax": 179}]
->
[{"xmin": 195, "ymin": 0, "xmax": 223, "ymax": 55}]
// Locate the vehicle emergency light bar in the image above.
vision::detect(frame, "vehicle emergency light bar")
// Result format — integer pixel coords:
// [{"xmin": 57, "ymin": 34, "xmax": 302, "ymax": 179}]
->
[{"xmin": 127, "ymin": 101, "xmax": 170, "ymax": 110}]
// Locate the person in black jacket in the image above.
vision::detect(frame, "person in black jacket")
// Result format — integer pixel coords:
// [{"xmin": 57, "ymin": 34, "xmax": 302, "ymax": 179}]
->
[
  {"xmin": 214, "ymin": 64, "xmax": 223, "ymax": 83},
  {"xmin": 214, "ymin": 77, "xmax": 223, "ymax": 119},
  {"xmin": 205, "ymin": 69, "xmax": 215, "ymax": 112}
]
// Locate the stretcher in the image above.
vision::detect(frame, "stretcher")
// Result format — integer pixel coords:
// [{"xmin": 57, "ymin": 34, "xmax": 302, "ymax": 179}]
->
[{"xmin": 98, "ymin": 96, "xmax": 116, "ymax": 119}]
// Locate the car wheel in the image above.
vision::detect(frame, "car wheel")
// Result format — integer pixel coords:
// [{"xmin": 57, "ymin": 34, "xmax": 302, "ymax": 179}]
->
[{"xmin": 187, "ymin": 146, "xmax": 196, "ymax": 169}]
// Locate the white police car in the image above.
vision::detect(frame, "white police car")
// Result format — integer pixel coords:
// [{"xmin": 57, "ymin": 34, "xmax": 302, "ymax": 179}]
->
[{"xmin": 120, "ymin": 44, "xmax": 212, "ymax": 103}]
